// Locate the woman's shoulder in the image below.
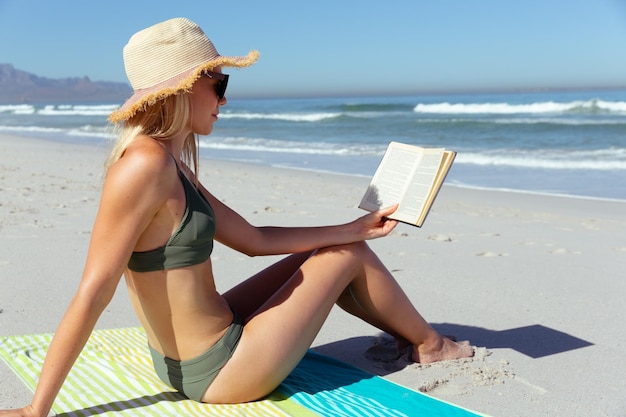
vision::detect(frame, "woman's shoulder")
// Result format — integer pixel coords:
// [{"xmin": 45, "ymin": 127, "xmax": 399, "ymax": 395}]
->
[{"xmin": 105, "ymin": 136, "xmax": 178, "ymax": 192}]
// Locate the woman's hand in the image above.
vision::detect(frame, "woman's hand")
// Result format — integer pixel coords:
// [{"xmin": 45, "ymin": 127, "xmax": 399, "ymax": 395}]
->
[{"xmin": 352, "ymin": 204, "xmax": 399, "ymax": 240}]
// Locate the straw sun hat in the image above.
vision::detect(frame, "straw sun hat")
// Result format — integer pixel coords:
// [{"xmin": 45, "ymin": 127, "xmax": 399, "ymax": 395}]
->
[{"xmin": 109, "ymin": 17, "xmax": 259, "ymax": 123}]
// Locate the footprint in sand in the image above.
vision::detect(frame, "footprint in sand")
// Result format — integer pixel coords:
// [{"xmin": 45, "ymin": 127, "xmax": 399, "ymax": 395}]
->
[
  {"xmin": 418, "ymin": 378, "xmax": 449, "ymax": 393},
  {"xmin": 364, "ymin": 334, "xmax": 402, "ymax": 361},
  {"xmin": 262, "ymin": 206, "xmax": 284, "ymax": 213},
  {"xmin": 548, "ymin": 248, "xmax": 581, "ymax": 255},
  {"xmin": 475, "ymin": 251, "xmax": 508, "ymax": 257},
  {"xmin": 427, "ymin": 234, "xmax": 454, "ymax": 242},
  {"xmin": 364, "ymin": 334, "xmax": 411, "ymax": 372}
]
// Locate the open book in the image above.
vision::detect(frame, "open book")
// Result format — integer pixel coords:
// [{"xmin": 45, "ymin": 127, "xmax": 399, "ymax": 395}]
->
[{"xmin": 359, "ymin": 142, "xmax": 456, "ymax": 227}]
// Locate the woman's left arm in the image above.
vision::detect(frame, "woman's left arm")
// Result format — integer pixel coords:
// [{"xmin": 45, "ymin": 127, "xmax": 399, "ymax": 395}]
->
[{"xmin": 197, "ymin": 181, "xmax": 398, "ymax": 256}]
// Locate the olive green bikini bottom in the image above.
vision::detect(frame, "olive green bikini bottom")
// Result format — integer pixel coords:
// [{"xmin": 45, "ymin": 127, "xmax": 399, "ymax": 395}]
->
[{"xmin": 149, "ymin": 310, "xmax": 244, "ymax": 402}]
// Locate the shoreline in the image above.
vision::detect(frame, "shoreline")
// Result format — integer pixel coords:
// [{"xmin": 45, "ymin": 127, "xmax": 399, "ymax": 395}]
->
[{"xmin": 1, "ymin": 133, "xmax": 626, "ymax": 416}]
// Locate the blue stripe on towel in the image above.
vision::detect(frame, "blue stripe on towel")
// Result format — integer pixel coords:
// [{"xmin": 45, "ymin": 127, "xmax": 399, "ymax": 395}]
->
[{"xmin": 277, "ymin": 350, "xmax": 485, "ymax": 417}]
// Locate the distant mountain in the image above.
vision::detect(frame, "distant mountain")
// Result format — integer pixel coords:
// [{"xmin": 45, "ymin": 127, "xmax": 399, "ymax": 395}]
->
[{"xmin": 0, "ymin": 64, "xmax": 132, "ymax": 103}]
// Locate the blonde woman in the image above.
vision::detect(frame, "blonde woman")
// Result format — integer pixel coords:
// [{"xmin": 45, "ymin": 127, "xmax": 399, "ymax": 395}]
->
[{"xmin": 1, "ymin": 17, "xmax": 472, "ymax": 417}]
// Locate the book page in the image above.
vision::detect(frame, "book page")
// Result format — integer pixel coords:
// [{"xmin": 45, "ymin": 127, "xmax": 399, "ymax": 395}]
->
[
  {"xmin": 396, "ymin": 150, "xmax": 445, "ymax": 223},
  {"xmin": 359, "ymin": 144, "xmax": 422, "ymax": 211}
]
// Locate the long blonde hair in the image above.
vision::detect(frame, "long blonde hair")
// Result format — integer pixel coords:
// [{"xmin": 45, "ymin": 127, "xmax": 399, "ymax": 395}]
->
[{"xmin": 105, "ymin": 93, "xmax": 198, "ymax": 177}]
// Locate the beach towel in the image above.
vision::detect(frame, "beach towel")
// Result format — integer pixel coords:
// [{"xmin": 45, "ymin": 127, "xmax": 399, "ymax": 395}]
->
[{"xmin": 0, "ymin": 327, "xmax": 486, "ymax": 416}]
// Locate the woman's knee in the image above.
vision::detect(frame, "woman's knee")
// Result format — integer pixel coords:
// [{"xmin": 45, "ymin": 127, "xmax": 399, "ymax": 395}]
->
[{"xmin": 315, "ymin": 240, "xmax": 371, "ymax": 261}]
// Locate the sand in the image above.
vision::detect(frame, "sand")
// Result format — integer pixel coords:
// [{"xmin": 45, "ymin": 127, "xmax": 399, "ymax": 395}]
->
[{"xmin": 1, "ymin": 133, "xmax": 625, "ymax": 416}]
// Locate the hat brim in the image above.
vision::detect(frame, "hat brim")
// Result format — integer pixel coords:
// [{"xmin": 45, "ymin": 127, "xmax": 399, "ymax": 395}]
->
[{"xmin": 109, "ymin": 50, "xmax": 259, "ymax": 123}]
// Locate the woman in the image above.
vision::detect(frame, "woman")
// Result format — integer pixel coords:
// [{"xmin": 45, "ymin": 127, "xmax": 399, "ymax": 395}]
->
[{"xmin": 1, "ymin": 17, "xmax": 472, "ymax": 416}]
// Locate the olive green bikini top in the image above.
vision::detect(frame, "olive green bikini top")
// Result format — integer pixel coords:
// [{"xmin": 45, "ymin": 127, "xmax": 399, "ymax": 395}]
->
[{"xmin": 127, "ymin": 169, "xmax": 216, "ymax": 272}]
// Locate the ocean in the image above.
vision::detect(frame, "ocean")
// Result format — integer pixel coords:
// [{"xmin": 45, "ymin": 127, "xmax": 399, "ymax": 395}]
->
[{"xmin": 1, "ymin": 89, "xmax": 625, "ymax": 201}]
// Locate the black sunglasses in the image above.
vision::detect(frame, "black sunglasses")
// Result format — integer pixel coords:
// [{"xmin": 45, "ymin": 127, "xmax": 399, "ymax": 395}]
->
[{"xmin": 203, "ymin": 71, "xmax": 229, "ymax": 100}]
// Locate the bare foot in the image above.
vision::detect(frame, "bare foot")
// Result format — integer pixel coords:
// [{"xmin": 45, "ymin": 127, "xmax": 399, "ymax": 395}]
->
[
  {"xmin": 396, "ymin": 334, "xmax": 457, "ymax": 352},
  {"xmin": 412, "ymin": 336, "xmax": 474, "ymax": 364}
]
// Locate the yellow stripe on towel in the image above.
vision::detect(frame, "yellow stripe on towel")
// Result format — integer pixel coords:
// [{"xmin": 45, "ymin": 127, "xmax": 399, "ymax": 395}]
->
[{"xmin": 0, "ymin": 327, "xmax": 315, "ymax": 417}]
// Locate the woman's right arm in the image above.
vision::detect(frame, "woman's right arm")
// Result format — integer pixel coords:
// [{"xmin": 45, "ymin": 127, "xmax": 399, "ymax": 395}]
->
[{"xmin": 0, "ymin": 147, "xmax": 172, "ymax": 417}]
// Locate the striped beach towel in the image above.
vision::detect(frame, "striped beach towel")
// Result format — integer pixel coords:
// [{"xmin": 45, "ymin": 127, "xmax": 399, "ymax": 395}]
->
[{"xmin": 0, "ymin": 327, "xmax": 485, "ymax": 416}]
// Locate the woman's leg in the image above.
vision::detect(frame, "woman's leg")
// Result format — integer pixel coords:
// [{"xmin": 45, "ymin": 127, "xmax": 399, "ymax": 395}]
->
[
  {"xmin": 222, "ymin": 251, "xmax": 314, "ymax": 321},
  {"xmin": 223, "ymin": 251, "xmax": 405, "ymax": 342},
  {"xmin": 205, "ymin": 241, "xmax": 473, "ymax": 403}
]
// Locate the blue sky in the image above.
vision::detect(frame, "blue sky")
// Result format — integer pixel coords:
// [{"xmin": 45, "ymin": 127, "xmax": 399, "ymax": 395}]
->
[{"xmin": 1, "ymin": 0, "xmax": 625, "ymax": 98}]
